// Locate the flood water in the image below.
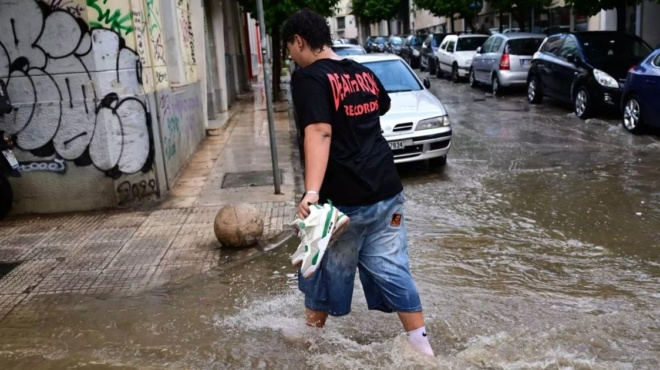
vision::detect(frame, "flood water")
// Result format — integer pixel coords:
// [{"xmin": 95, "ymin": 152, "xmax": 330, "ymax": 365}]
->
[{"xmin": 0, "ymin": 78, "xmax": 658, "ymax": 369}]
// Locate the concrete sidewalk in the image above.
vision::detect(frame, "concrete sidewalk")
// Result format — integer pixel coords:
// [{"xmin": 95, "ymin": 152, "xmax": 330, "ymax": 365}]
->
[{"xmin": 0, "ymin": 82, "xmax": 300, "ymax": 322}]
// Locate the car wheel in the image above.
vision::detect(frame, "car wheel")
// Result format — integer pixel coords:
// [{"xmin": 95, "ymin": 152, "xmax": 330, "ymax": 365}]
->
[
  {"xmin": 429, "ymin": 155, "xmax": 447, "ymax": 168},
  {"xmin": 622, "ymin": 95, "xmax": 645, "ymax": 134},
  {"xmin": 527, "ymin": 76, "xmax": 543, "ymax": 104},
  {"xmin": 468, "ymin": 68, "xmax": 479, "ymax": 88},
  {"xmin": 491, "ymin": 75, "xmax": 503, "ymax": 96},
  {"xmin": 451, "ymin": 64, "xmax": 460, "ymax": 83},
  {"xmin": 574, "ymin": 86, "xmax": 593, "ymax": 119}
]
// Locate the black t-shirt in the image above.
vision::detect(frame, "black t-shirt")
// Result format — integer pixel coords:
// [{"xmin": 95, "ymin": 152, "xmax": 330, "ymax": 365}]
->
[{"xmin": 292, "ymin": 58, "xmax": 403, "ymax": 206}]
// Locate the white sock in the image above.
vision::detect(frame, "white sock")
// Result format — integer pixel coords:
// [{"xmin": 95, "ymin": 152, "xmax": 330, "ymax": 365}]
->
[{"xmin": 406, "ymin": 326, "xmax": 435, "ymax": 356}]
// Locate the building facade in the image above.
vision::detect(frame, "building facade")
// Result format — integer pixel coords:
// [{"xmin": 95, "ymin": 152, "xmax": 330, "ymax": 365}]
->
[
  {"xmin": 329, "ymin": 0, "xmax": 359, "ymax": 41},
  {"xmin": 0, "ymin": 0, "xmax": 255, "ymax": 215}
]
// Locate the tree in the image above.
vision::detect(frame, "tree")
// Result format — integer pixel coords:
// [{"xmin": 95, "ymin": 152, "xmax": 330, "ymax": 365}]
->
[
  {"xmin": 564, "ymin": 0, "xmax": 660, "ymax": 32},
  {"xmin": 413, "ymin": 0, "xmax": 481, "ymax": 33},
  {"xmin": 234, "ymin": 0, "xmax": 340, "ymax": 99},
  {"xmin": 352, "ymin": 0, "xmax": 400, "ymax": 26}
]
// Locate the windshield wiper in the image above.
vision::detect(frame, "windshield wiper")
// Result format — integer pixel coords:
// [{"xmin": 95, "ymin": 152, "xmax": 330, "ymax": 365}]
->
[{"xmin": 388, "ymin": 89, "xmax": 414, "ymax": 93}]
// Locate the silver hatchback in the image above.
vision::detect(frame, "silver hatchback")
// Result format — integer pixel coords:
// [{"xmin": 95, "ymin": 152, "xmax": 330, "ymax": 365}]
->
[{"xmin": 469, "ymin": 33, "xmax": 545, "ymax": 95}]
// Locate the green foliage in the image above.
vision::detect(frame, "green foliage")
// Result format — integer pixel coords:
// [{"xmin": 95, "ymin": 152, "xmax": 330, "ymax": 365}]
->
[
  {"xmin": 235, "ymin": 0, "xmax": 340, "ymax": 34},
  {"xmin": 564, "ymin": 0, "xmax": 648, "ymax": 16},
  {"xmin": 351, "ymin": 0, "xmax": 400, "ymax": 24},
  {"xmin": 413, "ymin": 0, "xmax": 477, "ymax": 20}
]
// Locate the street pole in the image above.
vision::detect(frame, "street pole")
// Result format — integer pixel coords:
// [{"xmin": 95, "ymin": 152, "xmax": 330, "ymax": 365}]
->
[{"xmin": 256, "ymin": 0, "xmax": 281, "ymax": 194}]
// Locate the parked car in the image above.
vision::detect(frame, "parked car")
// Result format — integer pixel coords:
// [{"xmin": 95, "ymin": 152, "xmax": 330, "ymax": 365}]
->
[
  {"xmin": 621, "ymin": 47, "xmax": 660, "ymax": 134},
  {"xmin": 469, "ymin": 33, "xmax": 545, "ymax": 95},
  {"xmin": 343, "ymin": 54, "xmax": 452, "ymax": 166},
  {"xmin": 436, "ymin": 34, "xmax": 489, "ymax": 82},
  {"xmin": 332, "ymin": 44, "xmax": 367, "ymax": 56},
  {"xmin": 400, "ymin": 35, "xmax": 425, "ymax": 68},
  {"xmin": 385, "ymin": 35, "xmax": 405, "ymax": 55},
  {"xmin": 364, "ymin": 36, "xmax": 377, "ymax": 52},
  {"xmin": 527, "ymin": 31, "xmax": 653, "ymax": 119},
  {"xmin": 338, "ymin": 38, "xmax": 359, "ymax": 45},
  {"xmin": 420, "ymin": 33, "xmax": 450, "ymax": 74},
  {"xmin": 369, "ymin": 36, "xmax": 387, "ymax": 53}
]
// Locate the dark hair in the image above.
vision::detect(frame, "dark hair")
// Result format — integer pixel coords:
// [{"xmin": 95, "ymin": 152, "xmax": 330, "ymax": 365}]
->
[{"xmin": 281, "ymin": 9, "xmax": 333, "ymax": 52}]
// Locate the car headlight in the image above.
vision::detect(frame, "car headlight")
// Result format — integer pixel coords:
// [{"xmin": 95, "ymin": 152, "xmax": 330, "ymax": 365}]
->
[
  {"xmin": 416, "ymin": 116, "xmax": 450, "ymax": 130},
  {"xmin": 413, "ymin": 49, "xmax": 420, "ymax": 56},
  {"xmin": 593, "ymin": 69, "xmax": 619, "ymax": 88}
]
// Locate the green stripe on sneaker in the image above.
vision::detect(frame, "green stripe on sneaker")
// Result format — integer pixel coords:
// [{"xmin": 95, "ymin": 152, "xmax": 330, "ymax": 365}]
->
[
  {"xmin": 321, "ymin": 202, "xmax": 334, "ymax": 238},
  {"xmin": 311, "ymin": 251, "xmax": 320, "ymax": 265}
]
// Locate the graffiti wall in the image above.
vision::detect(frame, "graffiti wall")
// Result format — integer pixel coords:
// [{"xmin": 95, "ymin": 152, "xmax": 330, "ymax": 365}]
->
[
  {"xmin": 0, "ymin": 0, "xmax": 203, "ymax": 213},
  {"xmin": 157, "ymin": 83, "xmax": 204, "ymax": 186}
]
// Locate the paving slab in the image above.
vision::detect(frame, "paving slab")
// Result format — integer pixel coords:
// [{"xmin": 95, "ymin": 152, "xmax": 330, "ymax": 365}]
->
[{"xmin": 0, "ymin": 83, "xmax": 301, "ymax": 322}]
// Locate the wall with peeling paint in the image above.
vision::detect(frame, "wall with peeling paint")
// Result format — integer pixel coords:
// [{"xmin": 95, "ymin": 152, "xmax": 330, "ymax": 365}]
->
[{"xmin": 0, "ymin": 0, "xmax": 206, "ymax": 214}]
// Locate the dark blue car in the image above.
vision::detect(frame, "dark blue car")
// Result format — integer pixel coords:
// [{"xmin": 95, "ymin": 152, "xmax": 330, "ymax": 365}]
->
[{"xmin": 622, "ymin": 47, "xmax": 660, "ymax": 134}]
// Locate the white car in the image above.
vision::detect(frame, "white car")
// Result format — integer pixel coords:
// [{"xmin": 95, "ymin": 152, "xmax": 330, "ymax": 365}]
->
[
  {"xmin": 345, "ymin": 54, "xmax": 452, "ymax": 166},
  {"xmin": 435, "ymin": 34, "xmax": 489, "ymax": 82}
]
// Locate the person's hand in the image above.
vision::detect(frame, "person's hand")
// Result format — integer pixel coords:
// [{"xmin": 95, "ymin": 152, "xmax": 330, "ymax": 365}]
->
[{"xmin": 297, "ymin": 192, "xmax": 320, "ymax": 219}]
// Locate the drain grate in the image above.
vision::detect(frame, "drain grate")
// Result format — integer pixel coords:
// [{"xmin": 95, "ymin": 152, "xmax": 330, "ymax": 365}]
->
[
  {"xmin": 221, "ymin": 170, "xmax": 284, "ymax": 189},
  {"xmin": 0, "ymin": 261, "xmax": 21, "ymax": 281}
]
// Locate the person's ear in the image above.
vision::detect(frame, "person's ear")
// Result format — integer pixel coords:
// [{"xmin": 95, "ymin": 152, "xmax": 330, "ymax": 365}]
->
[{"xmin": 295, "ymin": 35, "xmax": 304, "ymax": 52}]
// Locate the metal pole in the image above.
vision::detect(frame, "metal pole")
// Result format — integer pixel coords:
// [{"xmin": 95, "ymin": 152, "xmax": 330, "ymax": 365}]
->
[{"xmin": 256, "ymin": 0, "xmax": 281, "ymax": 194}]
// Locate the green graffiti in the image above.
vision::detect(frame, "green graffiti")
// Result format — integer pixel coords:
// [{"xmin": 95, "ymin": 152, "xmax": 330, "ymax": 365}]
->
[
  {"xmin": 146, "ymin": 0, "xmax": 162, "ymax": 33},
  {"xmin": 87, "ymin": 0, "xmax": 134, "ymax": 35}
]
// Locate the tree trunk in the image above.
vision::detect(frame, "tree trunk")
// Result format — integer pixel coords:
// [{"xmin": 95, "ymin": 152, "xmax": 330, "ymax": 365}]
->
[
  {"xmin": 272, "ymin": 27, "xmax": 282, "ymax": 101},
  {"xmin": 616, "ymin": 4, "xmax": 627, "ymax": 32},
  {"xmin": 449, "ymin": 15, "xmax": 454, "ymax": 33}
]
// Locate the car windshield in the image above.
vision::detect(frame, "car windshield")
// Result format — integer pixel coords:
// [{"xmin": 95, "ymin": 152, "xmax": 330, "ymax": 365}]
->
[
  {"xmin": 577, "ymin": 33, "xmax": 652, "ymax": 64},
  {"xmin": 506, "ymin": 38, "xmax": 544, "ymax": 55},
  {"xmin": 333, "ymin": 47, "xmax": 365, "ymax": 56},
  {"xmin": 391, "ymin": 37, "xmax": 403, "ymax": 45},
  {"xmin": 375, "ymin": 37, "xmax": 386, "ymax": 44},
  {"xmin": 457, "ymin": 36, "xmax": 489, "ymax": 51},
  {"xmin": 362, "ymin": 60, "xmax": 422, "ymax": 93},
  {"xmin": 432, "ymin": 34, "xmax": 446, "ymax": 47},
  {"xmin": 410, "ymin": 36, "xmax": 424, "ymax": 46}
]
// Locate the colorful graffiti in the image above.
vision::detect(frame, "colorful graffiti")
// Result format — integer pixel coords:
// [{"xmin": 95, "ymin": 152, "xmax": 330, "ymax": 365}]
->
[
  {"xmin": 86, "ymin": 0, "xmax": 135, "ymax": 36},
  {"xmin": 0, "ymin": 0, "xmax": 153, "ymax": 178}
]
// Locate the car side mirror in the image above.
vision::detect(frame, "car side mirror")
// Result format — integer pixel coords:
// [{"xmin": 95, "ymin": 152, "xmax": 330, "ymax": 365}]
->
[
  {"xmin": 423, "ymin": 77, "xmax": 431, "ymax": 89},
  {"xmin": 476, "ymin": 47, "xmax": 481, "ymax": 54}
]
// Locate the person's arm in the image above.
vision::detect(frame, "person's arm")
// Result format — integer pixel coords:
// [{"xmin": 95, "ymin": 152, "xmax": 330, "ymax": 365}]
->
[
  {"xmin": 291, "ymin": 74, "xmax": 334, "ymax": 219},
  {"xmin": 298, "ymin": 123, "xmax": 331, "ymax": 219}
]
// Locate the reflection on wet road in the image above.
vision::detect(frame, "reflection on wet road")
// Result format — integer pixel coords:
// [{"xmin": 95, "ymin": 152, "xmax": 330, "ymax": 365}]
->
[{"xmin": 0, "ymin": 74, "xmax": 658, "ymax": 369}]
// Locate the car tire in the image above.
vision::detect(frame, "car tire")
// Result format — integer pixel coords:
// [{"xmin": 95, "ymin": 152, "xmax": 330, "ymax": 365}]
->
[
  {"xmin": 527, "ymin": 75, "xmax": 543, "ymax": 104},
  {"xmin": 574, "ymin": 86, "xmax": 594, "ymax": 119},
  {"xmin": 622, "ymin": 95, "xmax": 645, "ymax": 134},
  {"xmin": 429, "ymin": 155, "xmax": 447, "ymax": 168},
  {"xmin": 492, "ymin": 75, "xmax": 503, "ymax": 96},
  {"xmin": 468, "ymin": 68, "xmax": 479, "ymax": 88},
  {"xmin": 451, "ymin": 64, "xmax": 460, "ymax": 83}
]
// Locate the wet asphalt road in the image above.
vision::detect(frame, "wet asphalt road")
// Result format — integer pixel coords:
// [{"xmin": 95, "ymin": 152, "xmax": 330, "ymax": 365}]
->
[{"xmin": 0, "ymin": 71, "xmax": 658, "ymax": 369}]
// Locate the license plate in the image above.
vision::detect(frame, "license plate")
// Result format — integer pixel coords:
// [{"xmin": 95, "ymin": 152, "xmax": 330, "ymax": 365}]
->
[
  {"xmin": 520, "ymin": 59, "xmax": 531, "ymax": 66},
  {"xmin": 389, "ymin": 141, "xmax": 406, "ymax": 150},
  {"xmin": 2, "ymin": 149, "xmax": 19, "ymax": 169}
]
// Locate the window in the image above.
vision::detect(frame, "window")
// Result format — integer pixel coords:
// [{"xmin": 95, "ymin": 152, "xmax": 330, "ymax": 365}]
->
[
  {"xmin": 456, "ymin": 36, "xmax": 488, "ymax": 51},
  {"xmin": 362, "ymin": 60, "xmax": 422, "ymax": 92},
  {"xmin": 491, "ymin": 37, "xmax": 504, "ymax": 52},
  {"xmin": 541, "ymin": 36, "xmax": 564, "ymax": 55},
  {"xmin": 577, "ymin": 33, "xmax": 652, "ymax": 64},
  {"xmin": 440, "ymin": 39, "xmax": 450, "ymax": 51},
  {"xmin": 447, "ymin": 40, "xmax": 455, "ymax": 53},
  {"xmin": 505, "ymin": 38, "xmax": 544, "ymax": 55},
  {"xmin": 337, "ymin": 16, "xmax": 346, "ymax": 30},
  {"xmin": 480, "ymin": 37, "xmax": 495, "ymax": 53},
  {"xmin": 653, "ymin": 53, "xmax": 660, "ymax": 67},
  {"xmin": 558, "ymin": 36, "xmax": 578, "ymax": 59}
]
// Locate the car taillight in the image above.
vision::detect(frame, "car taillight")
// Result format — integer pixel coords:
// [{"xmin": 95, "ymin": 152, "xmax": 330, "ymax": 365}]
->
[{"xmin": 499, "ymin": 53, "xmax": 510, "ymax": 70}]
